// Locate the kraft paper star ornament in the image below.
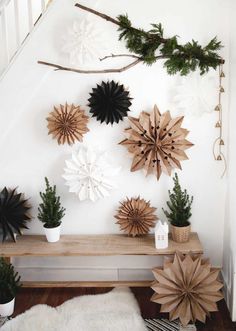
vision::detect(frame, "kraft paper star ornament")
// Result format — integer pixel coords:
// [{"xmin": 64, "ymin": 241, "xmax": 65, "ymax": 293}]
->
[
  {"xmin": 119, "ymin": 105, "xmax": 193, "ymax": 180},
  {"xmin": 115, "ymin": 197, "xmax": 158, "ymax": 237},
  {"xmin": 47, "ymin": 103, "xmax": 89, "ymax": 145},
  {"xmin": 151, "ymin": 251, "xmax": 223, "ymax": 326}
]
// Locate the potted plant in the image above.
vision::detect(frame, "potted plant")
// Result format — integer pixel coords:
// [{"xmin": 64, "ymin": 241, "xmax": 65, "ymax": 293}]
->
[
  {"xmin": 38, "ymin": 177, "xmax": 66, "ymax": 243},
  {"xmin": 163, "ymin": 173, "xmax": 193, "ymax": 243},
  {"xmin": 0, "ymin": 258, "xmax": 21, "ymax": 317}
]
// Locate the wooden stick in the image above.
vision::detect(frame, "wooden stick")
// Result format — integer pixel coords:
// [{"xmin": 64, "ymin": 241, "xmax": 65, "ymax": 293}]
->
[
  {"xmin": 75, "ymin": 2, "xmax": 120, "ymax": 26},
  {"xmin": 99, "ymin": 53, "xmax": 140, "ymax": 61},
  {"xmin": 38, "ymin": 59, "xmax": 142, "ymax": 74}
]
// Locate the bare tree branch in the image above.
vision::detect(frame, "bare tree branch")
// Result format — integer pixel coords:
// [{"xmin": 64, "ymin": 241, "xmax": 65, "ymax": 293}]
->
[
  {"xmin": 37, "ymin": 59, "xmax": 142, "ymax": 74},
  {"xmin": 100, "ymin": 54, "xmax": 140, "ymax": 61},
  {"xmin": 75, "ymin": 3, "xmax": 121, "ymax": 27}
]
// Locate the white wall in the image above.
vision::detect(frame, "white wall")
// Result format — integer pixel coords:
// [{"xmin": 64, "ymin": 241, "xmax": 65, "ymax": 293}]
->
[
  {"xmin": 222, "ymin": 0, "xmax": 236, "ymax": 320},
  {"xmin": 0, "ymin": 0, "xmax": 230, "ymax": 281}
]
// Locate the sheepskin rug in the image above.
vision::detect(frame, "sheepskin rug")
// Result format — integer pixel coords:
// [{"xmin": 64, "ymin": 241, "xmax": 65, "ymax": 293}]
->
[{"xmin": 1, "ymin": 288, "xmax": 147, "ymax": 331}]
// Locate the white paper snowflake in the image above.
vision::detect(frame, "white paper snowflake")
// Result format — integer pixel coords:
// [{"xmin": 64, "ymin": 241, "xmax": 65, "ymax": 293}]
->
[
  {"xmin": 173, "ymin": 71, "xmax": 218, "ymax": 117},
  {"xmin": 63, "ymin": 146, "xmax": 120, "ymax": 202},
  {"xmin": 61, "ymin": 19, "xmax": 106, "ymax": 65}
]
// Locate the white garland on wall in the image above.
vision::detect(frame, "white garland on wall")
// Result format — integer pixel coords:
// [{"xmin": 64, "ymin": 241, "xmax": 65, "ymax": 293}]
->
[
  {"xmin": 63, "ymin": 146, "xmax": 120, "ymax": 202},
  {"xmin": 61, "ymin": 19, "xmax": 106, "ymax": 65},
  {"xmin": 172, "ymin": 71, "xmax": 218, "ymax": 117}
]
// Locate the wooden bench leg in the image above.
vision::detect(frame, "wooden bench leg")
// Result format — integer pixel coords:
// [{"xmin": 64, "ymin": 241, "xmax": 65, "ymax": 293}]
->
[{"xmin": 3, "ymin": 257, "xmax": 11, "ymax": 264}]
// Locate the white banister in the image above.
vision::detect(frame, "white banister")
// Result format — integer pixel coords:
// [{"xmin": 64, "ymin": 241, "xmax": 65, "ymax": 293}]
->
[
  {"xmin": 41, "ymin": 0, "xmax": 45, "ymax": 12},
  {"xmin": 0, "ymin": 0, "xmax": 52, "ymax": 76},
  {"xmin": 13, "ymin": 0, "xmax": 20, "ymax": 47},
  {"xmin": 1, "ymin": 7, "xmax": 10, "ymax": 65},
  {"xmin": 0, "ymin": 0, "xmax": 11, "ymax": 12},
  {"xmin": 27, "ymin": 0, "xmax": 33, "ymax": 30}
]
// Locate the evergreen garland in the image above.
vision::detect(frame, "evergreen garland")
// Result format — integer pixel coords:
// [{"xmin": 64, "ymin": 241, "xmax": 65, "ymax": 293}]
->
[
  {"xmin": 38, "ymin": 178, "xmax": 65, "ymax": 228},
  {"xmin": 0, "ymin": 258, "xmax": 21, "ymax": 304},
  {"xmin": 163, "ymin": 173, "xmax": 193, "ymax": 227},
  {"xmin": 117, "ymin": 15, "xmax": 223, "ymax": 75}
]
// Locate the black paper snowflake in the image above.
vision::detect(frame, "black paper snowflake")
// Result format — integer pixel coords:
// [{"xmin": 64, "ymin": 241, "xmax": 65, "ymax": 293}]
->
[
  {"xmin": 88, "ymin": 80, "xmax": 132, "ymax": 124},
  {"xmin": 0, "ymin": 187, "xmax": 31, "ymax": 242}
]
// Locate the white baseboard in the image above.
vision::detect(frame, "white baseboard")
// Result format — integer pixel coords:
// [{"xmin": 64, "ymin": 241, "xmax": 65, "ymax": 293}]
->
[{"xmin": 15, "ymin": 266, "xmax": 154, "ymax": 282}]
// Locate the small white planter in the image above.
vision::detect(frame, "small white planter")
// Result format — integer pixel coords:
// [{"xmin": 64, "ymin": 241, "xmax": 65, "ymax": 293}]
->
[
  {"xmin": 44, "ymin": 225, "xmax": 61, "ymax": 243},
  {"xmin": 0, "ymin": 298, "xmax": 15, "ymax": 317}
]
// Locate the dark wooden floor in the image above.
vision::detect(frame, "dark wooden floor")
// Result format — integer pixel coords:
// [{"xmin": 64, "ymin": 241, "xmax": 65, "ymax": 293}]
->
[{"xmin": 14, "ymin": 287, "xmax": 236, "ymax": 331}]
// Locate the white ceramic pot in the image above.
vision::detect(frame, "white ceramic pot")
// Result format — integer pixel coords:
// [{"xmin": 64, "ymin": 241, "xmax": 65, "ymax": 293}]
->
[
  {"xmin": 0, "ymin": 298, "xmax": 15, "ymax": 317},
  {"xmin": 44, "ymin": 225, "xmax": 61, "ymax": 243}
]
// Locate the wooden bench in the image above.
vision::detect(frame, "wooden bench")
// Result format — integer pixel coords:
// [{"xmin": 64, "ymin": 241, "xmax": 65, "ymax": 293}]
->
[{"xmin": 0, "ymin": 232, "xmax": 203, "ymax": 288}]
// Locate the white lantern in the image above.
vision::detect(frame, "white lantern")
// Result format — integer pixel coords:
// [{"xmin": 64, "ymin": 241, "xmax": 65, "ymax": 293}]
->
[{"xmin": 155, "ymin": 221, "xmax": 169, "ymax": 249}]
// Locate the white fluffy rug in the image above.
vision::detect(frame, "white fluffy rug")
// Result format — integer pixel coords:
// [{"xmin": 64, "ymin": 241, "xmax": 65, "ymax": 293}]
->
[{"xmin": 1, "ymin": 288, "xmax": 147, "ymax": 331}]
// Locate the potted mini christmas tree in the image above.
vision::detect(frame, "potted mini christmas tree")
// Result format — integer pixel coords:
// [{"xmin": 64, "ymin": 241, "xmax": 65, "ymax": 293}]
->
[
  {"xmin": 0, "ymin": 258, "xmax": 21, "ymax": 317},
  {"xmin": 38, "ymin": 178, "xmax": 66, "ymax": 243},
  {"xmin": 163, "ymin": 173, "xmax": 193, "ymax": 243}
]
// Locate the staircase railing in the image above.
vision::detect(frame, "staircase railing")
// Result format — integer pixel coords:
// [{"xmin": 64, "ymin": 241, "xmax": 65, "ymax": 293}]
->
[{"xmin": 0, "ymin": 0, "xmax": 51, "ymax": 76}]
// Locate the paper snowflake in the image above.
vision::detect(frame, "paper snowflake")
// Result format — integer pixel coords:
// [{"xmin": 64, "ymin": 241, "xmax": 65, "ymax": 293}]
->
[
  {"xmin": 173, "ymin": 71, "xmax": 218, "ymax": 117},
  {"xmin": 88, "ymin": 81, "xmax": 132, "ymax": 124},
  {"xmin": 61, "ymin": 19, "xmax": 105, "ymax": 65},
  {"xmin": 63, "ymin": 147, "xmax": 119, "ymax": 201}
]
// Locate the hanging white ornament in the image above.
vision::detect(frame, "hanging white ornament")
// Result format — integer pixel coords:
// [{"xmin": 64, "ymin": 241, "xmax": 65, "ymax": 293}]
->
[
  {"xmin": 61, "ymin": 19, "xmax": 106, "ymax": 65},
  {"xmin": 63, "ymin": 146, "xmax": 120, "ymax": 202},
  {"xmin": 172, "ymin": 70, "xmax": 218, "ymax": 117}
]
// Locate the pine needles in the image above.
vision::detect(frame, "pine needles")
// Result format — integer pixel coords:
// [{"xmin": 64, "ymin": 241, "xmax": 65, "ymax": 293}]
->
[
  {"xmin": 38, "ymin": 178, "xmax": 65, "ymax": 228},
  {"xmin": 117, "ymin": 15, "xmax": 223, "ymax": 75},
  {"xmin": 163, "ymin": 173, "xmax": 193, "ymax": 226}
]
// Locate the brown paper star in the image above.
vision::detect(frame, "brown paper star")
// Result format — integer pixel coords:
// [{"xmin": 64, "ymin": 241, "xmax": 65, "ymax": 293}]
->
[
  {"xmin": 115, "ymin": 197, "xmax": 158, "ymax": 237},
  {"xmin": 119, "ymin": 105, "xmax": 193, "ymax": 180},
  {"xmin": 151, "ymin": 251, "xmax": 223, "ymax": 326},
  {"xmin": 47, "ymin": 103, "xmax": 89, "ymax": 145}
]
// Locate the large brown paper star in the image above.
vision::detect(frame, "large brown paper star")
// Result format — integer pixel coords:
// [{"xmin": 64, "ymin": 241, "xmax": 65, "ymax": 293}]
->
[
  {"xmin": 151, "ymin": 251, "xmax": 223, "ymax": 326},
  {"xmin": 119, "ymin": 105, "xmax": 193, "ymax": 180}
]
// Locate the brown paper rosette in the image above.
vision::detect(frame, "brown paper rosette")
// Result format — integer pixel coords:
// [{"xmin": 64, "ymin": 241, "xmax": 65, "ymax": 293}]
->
[
  {"xmin": 151, "ymin": 251, "xmax": 223, "ymax": 326},
  {"xmin": 115, "ymin": 196, "xmax": 158, "ymax": 237},
  {"xmin": 47, "ymin": 103, "xmax": 89, "ymax": 145}
]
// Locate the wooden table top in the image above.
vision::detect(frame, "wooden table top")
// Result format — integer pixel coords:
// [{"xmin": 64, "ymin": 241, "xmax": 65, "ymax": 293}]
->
[{"xmin": 0, "ymin": 233, "xmax": 203, "ymax": 257}]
